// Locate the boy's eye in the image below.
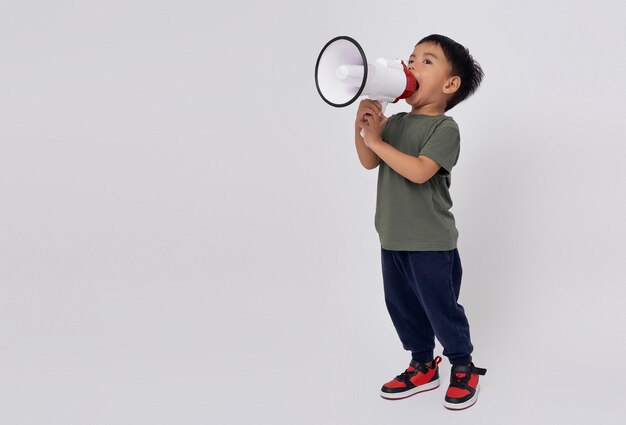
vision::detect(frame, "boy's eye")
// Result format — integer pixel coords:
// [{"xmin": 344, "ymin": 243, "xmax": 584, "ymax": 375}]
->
[
  {"xmin": 408, "ymin": 59, "xmax": 413, "ymax": 64},
  {"xmin": 423, "ymin": 59, "xmax": 432, "ymax": 65}
]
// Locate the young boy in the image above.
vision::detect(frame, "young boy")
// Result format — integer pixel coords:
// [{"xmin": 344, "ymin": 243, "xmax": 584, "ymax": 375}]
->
[{"xmin": 355, "ymin": 34, "xmax": 486, "ymax": 410}]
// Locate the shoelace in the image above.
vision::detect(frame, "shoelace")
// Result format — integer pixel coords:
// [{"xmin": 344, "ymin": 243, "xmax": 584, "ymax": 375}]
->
[
  {"xmin": 449, "ymin": 364, "xmax": 487, "ymax": 389},
  {"xmin": 395, "ymin": 365, "xmax": 428, "ymax": 382},
  {"xmin": 449, "ymin": 372, "xmax": 470, "ymax": 389}
]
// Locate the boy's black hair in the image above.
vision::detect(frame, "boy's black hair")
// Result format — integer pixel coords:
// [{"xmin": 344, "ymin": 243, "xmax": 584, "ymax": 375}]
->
[{"xmin": 417, "ymin": 34, "xmax": 484, "ymax": 111}]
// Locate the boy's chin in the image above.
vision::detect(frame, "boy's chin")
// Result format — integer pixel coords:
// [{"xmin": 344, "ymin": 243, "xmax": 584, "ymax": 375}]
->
[{"xmin": 404, "ymin": 97, "xmax": 418, "ymax": 107}]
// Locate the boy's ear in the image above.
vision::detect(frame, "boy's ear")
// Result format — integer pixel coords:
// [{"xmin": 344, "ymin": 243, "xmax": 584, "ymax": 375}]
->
[{"xmin": 443, "ymin": 76, "xmax": 461, "ymax": 95}]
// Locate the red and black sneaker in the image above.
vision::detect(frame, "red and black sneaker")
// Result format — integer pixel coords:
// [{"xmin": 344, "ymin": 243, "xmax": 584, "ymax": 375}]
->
[
  {"xmin": 380, "ymin": 356, "xmax": 442, "ymax": 400},
  {"xmin": 443, "ymin": 363, "xmax": 487, "ymax": 410}
]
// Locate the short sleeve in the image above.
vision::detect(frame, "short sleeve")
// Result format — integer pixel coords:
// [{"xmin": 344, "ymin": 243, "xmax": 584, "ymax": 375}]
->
[{"xmin": 418, "ymin": 122, "xmax": 460, "ymax": 177}]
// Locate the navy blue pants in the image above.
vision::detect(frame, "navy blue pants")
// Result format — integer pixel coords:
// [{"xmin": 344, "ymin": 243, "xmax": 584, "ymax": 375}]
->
[{"xmin": 381, "ymin": 247, "xmax": 473, "ymax": 366}]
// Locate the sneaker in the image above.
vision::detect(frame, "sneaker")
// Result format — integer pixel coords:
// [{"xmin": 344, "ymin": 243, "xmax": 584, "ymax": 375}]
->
[
  {"xmin": 380, "ymin": 356, "xmax": 442, "ymax": 400},
  {"xmin": 443, "ymin": 363, "xmax": 487, "ymax": 410}
]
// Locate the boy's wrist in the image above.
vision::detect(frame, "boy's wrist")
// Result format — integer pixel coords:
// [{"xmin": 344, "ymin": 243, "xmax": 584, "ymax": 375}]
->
[{"xmin": 367, "ymin": 137, "xmax": 384, "ymax": 150}]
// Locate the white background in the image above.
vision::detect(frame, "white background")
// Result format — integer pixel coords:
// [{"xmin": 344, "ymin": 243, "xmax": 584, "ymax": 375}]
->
[{"xmin": 1, "ymin": 1, "xmax": 625, "ymax": 424}]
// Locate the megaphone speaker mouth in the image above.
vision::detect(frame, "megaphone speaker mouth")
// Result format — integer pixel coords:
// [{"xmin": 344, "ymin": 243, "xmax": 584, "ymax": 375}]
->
[{"xmin": 315, "ymin": 36, "xmax": 368, "ymax": 107}]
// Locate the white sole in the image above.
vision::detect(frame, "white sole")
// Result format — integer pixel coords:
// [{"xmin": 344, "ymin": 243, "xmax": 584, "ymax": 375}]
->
[
  {"xmin": 380, "ymin": 378, "xmax": 440, "ymax": 400},
  {"xmin": 443, "ymin": 383, "xmax": 480, "ymax": 410}
]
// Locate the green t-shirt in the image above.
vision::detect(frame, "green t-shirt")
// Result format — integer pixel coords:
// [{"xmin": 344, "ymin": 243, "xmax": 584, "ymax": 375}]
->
[{"xmin": 376, "ymin": 112, "xmax": 461, "ymax": 251}]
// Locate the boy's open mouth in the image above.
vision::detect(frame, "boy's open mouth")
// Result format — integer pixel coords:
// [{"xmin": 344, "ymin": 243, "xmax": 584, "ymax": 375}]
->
[{"xmin": 411, "ymin": 81, "xmax": 419, "ymax": 97}]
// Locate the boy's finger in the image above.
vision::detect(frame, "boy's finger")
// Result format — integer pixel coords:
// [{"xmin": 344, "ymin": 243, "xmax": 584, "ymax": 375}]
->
[
  {"xmin": 367, "ymin": 100, "xmax": 381, "ymax": 111},
  {"xmin": 368, "ymin": 107, "xmax": 380, "ymax": 117}
]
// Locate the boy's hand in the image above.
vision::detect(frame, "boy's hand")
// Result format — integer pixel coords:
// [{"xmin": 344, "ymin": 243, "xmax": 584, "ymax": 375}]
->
[
  {"xmin": 356, "ymin": 99, "xmax": 387, "ymax": 148},
  {"xmin": 358, "ymin": 111, "xmax": 388, "ymax": 148},
  {"xmin": 356, "ymin": 99, "xmax": 384, "ymax": 124}
]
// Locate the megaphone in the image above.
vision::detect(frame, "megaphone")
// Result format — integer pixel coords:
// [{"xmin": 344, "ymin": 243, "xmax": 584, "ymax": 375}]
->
[{"xmin": 315, "ymin": 36, "xmax": 417, "ymax": 117}]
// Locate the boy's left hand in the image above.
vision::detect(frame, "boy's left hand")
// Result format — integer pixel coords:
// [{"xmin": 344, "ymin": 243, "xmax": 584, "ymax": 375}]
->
[{"xmin": 359, "ymin": 113, "xmax": 388, "ymax": 148}]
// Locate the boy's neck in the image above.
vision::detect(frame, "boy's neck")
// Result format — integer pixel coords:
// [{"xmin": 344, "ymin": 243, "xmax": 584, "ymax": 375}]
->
[{"xmin": 410, "ymin": 104, "xmax": 446, "ymax": 116}]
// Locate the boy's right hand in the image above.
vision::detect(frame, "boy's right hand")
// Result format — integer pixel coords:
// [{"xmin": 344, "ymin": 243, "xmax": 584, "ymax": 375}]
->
[{"xmin": 356, "ymin": 99, "xmax": 384, "ymax": 126}]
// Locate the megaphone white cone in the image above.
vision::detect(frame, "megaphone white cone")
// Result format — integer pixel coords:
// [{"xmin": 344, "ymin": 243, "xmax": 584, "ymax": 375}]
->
[{"xmin": 315, "ymin": 36, "xmax": 368, "ymax": 107}]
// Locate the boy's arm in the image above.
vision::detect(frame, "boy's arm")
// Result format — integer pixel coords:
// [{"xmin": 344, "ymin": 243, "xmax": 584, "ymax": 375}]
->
[
  {"xmin": 360, "ymin": 112, "xmax": 442, "ymax": 183},
  {"xmin": 367, "ymin": 140, "xmax": 442, "ymax": 184},
  {"xmin": 354, "ymin": 121, "xmax": 381, "ymax": 169}
]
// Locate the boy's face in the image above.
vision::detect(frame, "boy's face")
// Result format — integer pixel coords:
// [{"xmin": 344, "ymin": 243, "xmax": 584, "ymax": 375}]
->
[{"xmin": 405, "ymin": 42, "xmax": 459, "ymax": 112}]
